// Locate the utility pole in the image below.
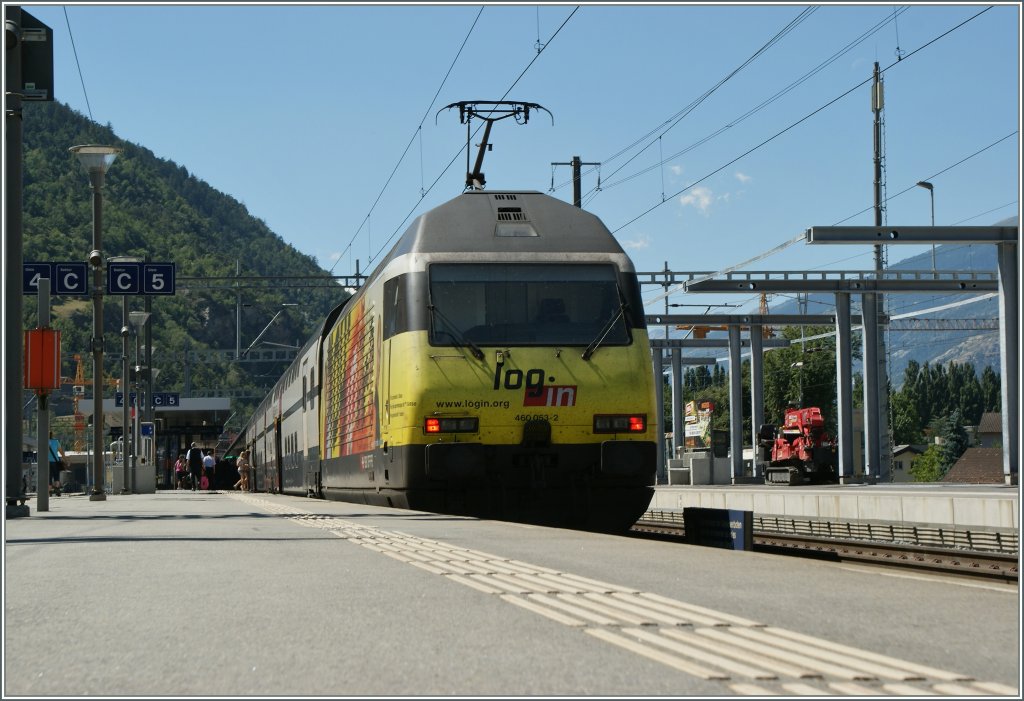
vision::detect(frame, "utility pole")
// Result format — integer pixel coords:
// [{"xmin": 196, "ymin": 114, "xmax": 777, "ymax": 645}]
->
[
  {"xmin": 551, "ymin": 155, "xmax": 600, "ymax": 208},
  {"xmin": 6, "ymin": 6, "xmax": 27, "ymax": 516},
  {"xmin": 144, "ymin": 255, "xmax": 153, "ymax": 447},
  {"xmin": 868, "ymin": 62, "xmax": 892, "ymax": 483},
  {"xmin": 7, "ymin": 7, "xmax": 54, "ymax": 516},
  {"xmin": 235, "ymin": 259, "xmax": 241, "ymax": 358}
]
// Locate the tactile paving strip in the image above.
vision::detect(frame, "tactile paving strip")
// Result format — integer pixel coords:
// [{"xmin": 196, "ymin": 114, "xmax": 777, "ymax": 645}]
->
[{"xmin": 234, "ymin": 494, "xmax": 1017, "ymax": 696}]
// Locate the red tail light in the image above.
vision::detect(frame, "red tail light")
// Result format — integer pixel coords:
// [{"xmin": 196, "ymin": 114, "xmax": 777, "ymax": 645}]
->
[
  {"xmin": 424, "ymin": 417, "xmax": 479, "ymax": 434},
  {"xmin": 593, "ymin": 414, "xmax": 647, "ymax": 434}
]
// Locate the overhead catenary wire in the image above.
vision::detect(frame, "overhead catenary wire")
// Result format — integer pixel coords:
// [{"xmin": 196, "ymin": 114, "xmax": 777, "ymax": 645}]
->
[
  {"xmin": 565, "ymin": 6, "xmax": 908, "ymax": 200},
  {"xmin": 952, "ymin": 200, "xmax": 1018, "ymax": 225},
  {"xmin": 642, "ymin": 130, "xmax": 1015, "ymax": 311},
  {"xmin": 343, "ymin": 4, "xmax": 1001, "ymax": 299},
  {"xmin": 587, "ymin": 6, "xmax": 818, "ymax": 194},
  {"xmin": 619, "ymin": 7, "xmax": 1002, "ymax": 315},
  {"xmin": 831, "ymin": 131, "xmax": 1018, "ymax": 225},
  {"xmin": 366, "ymin": 6, "xmax": 581, "ymax": 266},
  {"xmin": 327, "ymin": 6, "xmax": 486, "ymax": 276},
  {"xmin": 596, "ymin": 7, "xmax": 913, "ymax": 196},
  {"xmin": 63, "ymin": 6, "xmax": 94, "ymax": 121},
  {"xmin": 609, "ymin": 6, "xmax": 993, "ymax": 239}
]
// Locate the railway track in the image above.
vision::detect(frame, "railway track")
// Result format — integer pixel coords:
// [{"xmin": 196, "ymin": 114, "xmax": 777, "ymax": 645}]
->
[{"xmin": 630, "ymin": 519, "xmax": 1019, "ymax": 583}]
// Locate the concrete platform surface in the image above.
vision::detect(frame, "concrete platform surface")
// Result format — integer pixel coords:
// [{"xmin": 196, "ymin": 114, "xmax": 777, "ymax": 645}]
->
[{"xmin": 4, "ymin": 490, "xmax": 1020, "ymax": 697}]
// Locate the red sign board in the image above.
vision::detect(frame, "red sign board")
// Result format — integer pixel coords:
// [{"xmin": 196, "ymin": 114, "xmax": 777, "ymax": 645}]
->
[{"xmin": 24, "ymin": 327, "xmax": 61, "ymax": 393}]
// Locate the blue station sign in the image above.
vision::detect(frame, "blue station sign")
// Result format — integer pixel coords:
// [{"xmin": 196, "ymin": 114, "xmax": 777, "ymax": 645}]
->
[
  {"xmin": 24, "ymin": 261, "xmax": 175, "ymax": 296},
  {"xmin": 116, "ymin": 392, "xmax": 180, "ymax": 408},
  {"xmin": 107, "ymin": 263, "xmax": 142, "ymax": 294},
  {"xmin": 23, "ymin": 262, "xmax": 89, "ymax": 295},
  {"xmin": 106, "ymin": 262, "xmax": 176, "ymax": 295}
]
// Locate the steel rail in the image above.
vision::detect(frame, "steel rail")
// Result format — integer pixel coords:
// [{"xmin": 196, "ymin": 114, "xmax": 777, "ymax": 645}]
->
[{"xmin": 630, "ymin": 520, "xmax": 1019, "ymax": 583}]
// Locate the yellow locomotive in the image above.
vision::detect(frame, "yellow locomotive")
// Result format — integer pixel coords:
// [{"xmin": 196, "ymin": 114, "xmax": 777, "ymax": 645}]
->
[{"xmin": 238, "ymin": 190, "xmax": 657, "ymax": 531}]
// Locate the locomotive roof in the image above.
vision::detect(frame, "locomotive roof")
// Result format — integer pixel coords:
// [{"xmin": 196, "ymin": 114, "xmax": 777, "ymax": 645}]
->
[{"xmin": 385, "ymin": 190, "xmax": 629, "ymax": 259}]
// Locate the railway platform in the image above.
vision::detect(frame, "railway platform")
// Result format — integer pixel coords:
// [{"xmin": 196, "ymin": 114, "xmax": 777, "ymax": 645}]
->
[
  {"xmin": 4, "ymin": 489, "xmax": 1019, "ymax": 696},
  {"xmin": 649, "ymin": 482, "xmax": 1019, "ymax": 552}
]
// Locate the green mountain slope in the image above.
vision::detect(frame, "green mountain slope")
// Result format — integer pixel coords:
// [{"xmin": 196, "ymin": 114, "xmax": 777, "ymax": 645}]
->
[{"xmin": 21, "ymin": 101, "xmax": 348, "ymax": 420}]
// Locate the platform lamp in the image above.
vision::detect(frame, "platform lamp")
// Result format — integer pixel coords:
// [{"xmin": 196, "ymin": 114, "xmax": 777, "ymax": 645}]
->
[
  {"xmin": 915, "ymin": 181, "xmax": 936, "ymax": 272},
  {"xmin": 70, "ymin": 144, "xmax": 122, "ymax": 501}
]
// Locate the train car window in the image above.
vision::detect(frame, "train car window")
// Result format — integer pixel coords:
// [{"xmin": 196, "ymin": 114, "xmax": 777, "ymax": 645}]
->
[{"xmin": 428, "ymin": 263, "xmax": 632, "ymax": 347}]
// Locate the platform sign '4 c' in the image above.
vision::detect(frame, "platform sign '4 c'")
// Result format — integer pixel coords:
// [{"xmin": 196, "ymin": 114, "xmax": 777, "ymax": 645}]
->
[{"xmin": 23, "ymin": 262, "xmax": 89, "ymax": 295}]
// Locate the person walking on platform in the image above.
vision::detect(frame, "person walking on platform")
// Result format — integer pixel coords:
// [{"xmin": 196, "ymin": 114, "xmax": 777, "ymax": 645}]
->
[
  {"xmin": 174, "ymin": 454, "xmax": 187, "ymax": 489},
  {"xmin": 234, "ymin": 450, "xmax": 251, "ymax": 491},
  {"xmin": 202, "ymin": 450, "xmax": 216, "ymax": 490},
  {"xmin": 186, "ymin": 443, "xmax": 203, "ymax": 492},
  {"xmin": 47, "ymin": 432, "xmax": 67, "ymax": 497}
]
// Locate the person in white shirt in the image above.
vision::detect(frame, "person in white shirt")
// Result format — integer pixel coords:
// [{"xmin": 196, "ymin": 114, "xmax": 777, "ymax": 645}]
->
[{"xmin": 202, "ymin": 451, "xmax": 216, "ymax": 490}]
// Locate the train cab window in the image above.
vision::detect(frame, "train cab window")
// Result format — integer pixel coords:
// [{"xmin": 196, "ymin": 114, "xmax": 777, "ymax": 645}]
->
[
  {"xmin": 383, "ymin": 273, "xmax": 428, "ymax": 340},
  {"xmin": 428, "ymin": 263, "xmax": 633, "ymax": 347}
]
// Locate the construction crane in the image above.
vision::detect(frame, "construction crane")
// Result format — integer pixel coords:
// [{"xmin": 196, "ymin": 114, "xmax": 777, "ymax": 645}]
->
[
  {"xmin": 59, "ymin": 354, "xmax": 120, "ymax": 451},
  {"xmin": 673, "ymin": 324, "xmax": 726, "ymax": 339},
  {"xmin": 66, "ymin": 354, "xmax": 87, "ymax": 451},
  {"xmin": 760, "ymin": 293, "xmax": 775, "ymax": 339},
  {"xmin": 674, "ymin": 294, "xmax": 777, "ymax": 339}
]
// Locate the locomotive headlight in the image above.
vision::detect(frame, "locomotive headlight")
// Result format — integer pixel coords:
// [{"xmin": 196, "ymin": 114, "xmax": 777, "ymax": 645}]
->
[
  {"xmin": 593, "ymin": 414, "xmax": 647, "ymax": 433},
  {"xmin": 455, "ymin": 418, "xmax": 478, "ymax": 432},
  {"xmin": 425, "ymin": 417, "xmax": 479, "ymax": 434}
]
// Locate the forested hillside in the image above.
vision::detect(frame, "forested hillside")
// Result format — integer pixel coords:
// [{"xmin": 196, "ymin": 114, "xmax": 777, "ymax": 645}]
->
[{"xmin": 20, "ymin": 101, "xmax": 348, "ymax": 421}]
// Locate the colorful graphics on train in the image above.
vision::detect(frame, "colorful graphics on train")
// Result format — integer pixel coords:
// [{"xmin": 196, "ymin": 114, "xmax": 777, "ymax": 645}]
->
[{"xmin": 321, "ymin": 297, "xmax": 378, "ymax": 458}]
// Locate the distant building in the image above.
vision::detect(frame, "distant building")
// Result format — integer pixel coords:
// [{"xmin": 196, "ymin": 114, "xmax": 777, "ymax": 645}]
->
[
  {"xmin": 976, "ymin": 412, "xmax": 1002, "ymax": 448},
  {"xmin": 942, "ymin": 447, "xmax": 1004, "ymax": 484},
  {"xmin": 891, "ymin": 444, "xmax": 927, "ymax": 483}
]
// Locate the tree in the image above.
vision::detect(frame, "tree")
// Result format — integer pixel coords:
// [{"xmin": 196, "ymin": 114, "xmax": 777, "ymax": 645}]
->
[
  {"xmin": 915, "ymin": 410, "xmax": 970, "ymax": 482},
  {"xmin": 761, "ymin": 325, "xmax": 839, "ymax": 432},
  {"xmin": 890, "ymin": 391, "xmax": 922, "ymax": 445},
  {"xmin": 937, "ymin": 409, "xmax": 970, "ymax": 466},
  {"xmin": 889, "ymin": 361, "xmax": 998, "ymax": 448},
  {"xmin": 980, "ymin": 366, "xmax": 1001, "ymax": 412},
  {"xmin": 910, "ymin": 445, "xmax": 945, "ymax": 482}
]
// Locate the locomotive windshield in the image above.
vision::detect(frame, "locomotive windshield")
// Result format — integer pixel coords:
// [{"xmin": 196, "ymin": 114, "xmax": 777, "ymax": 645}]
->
[{"xmin": 427, "ymin": 263, "xmax": 632, "ymax": 347}]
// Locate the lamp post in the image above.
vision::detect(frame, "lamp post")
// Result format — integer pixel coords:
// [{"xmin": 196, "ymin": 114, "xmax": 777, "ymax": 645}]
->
[
  {"xmin": 915, "ymin": 181, "xmax": 936, "ymax": 272},
  {"xmin": 790, "ymin": 361, "xmax": 805, "ymax": 406},
  {"xmin": 111, "ymin": 255, "xmax": 142, "ymax": 494},
  {"xmin": 118, "ymin": 318, "xmax": 132, "ymax": 493},
  {"xmin": 128, "ymin": 310, "xmax": 150, "ymax": 493},
  {"xmin": 70, "ymin": 144, "xmax": 122, "ymax": 501}
]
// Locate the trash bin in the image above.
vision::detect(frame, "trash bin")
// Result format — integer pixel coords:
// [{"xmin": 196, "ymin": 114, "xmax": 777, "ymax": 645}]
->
[{"xmin": 59, "ymin": 469, "xmax": 76, "ymax": 492}]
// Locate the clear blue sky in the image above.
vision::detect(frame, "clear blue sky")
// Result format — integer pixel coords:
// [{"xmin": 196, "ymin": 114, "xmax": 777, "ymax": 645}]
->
[{"xmin": 18, "ymin": 2, "xmax": 1021, "ymax": 316}]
